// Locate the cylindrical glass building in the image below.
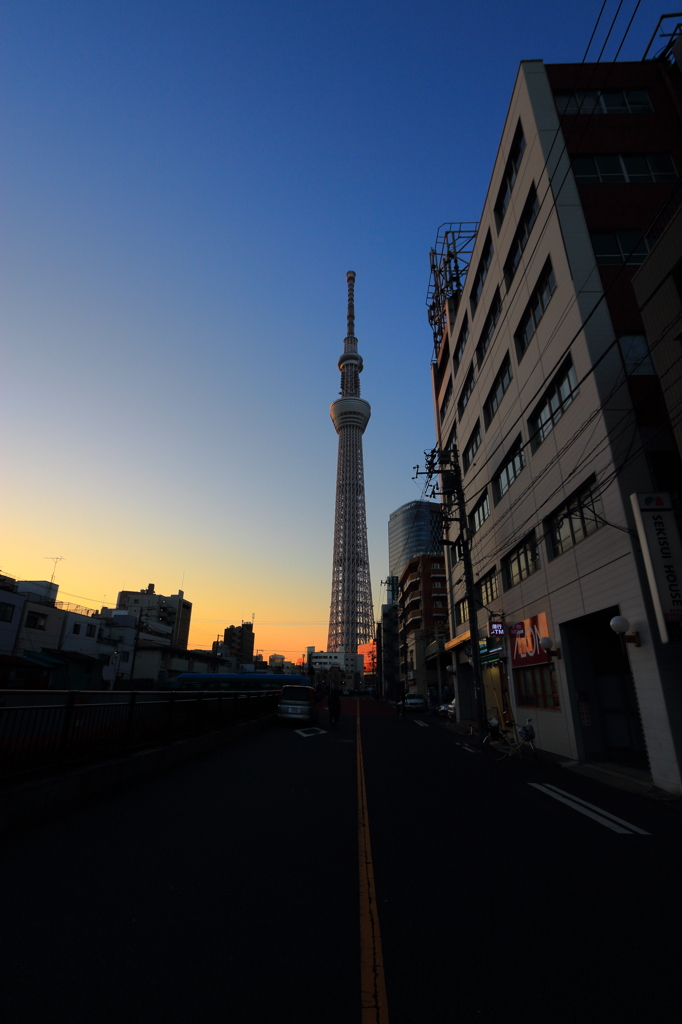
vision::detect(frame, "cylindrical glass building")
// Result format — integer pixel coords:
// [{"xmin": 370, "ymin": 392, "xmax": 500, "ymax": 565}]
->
[{"xmin": 388, "ymin": 501, "xmax": 443, "ymax": 581}]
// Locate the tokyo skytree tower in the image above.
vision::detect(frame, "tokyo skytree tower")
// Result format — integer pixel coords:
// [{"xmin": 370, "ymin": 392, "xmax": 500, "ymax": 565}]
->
[{"xmin": 327, "ymin": 271, "xmax": 374, "ymax": 652}]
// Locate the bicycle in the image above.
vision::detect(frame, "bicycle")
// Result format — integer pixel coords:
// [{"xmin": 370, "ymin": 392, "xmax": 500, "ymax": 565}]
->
[{"xmin": 482, "ymin": 712, "xmax": 538, "ymax": 761}]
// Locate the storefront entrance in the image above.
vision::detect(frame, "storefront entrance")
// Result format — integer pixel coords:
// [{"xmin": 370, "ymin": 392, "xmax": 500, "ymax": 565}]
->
[
  {"xmin": 562, "ymin": 606, "xmax": 648, "ymax": 769},
  {"xmin": 482, "ymin": 662, "xmax": 513, "ymax": 727}
]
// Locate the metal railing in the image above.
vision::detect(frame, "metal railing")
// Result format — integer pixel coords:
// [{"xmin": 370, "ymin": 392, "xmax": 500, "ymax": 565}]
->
[{"xmin": 0, "ymin": 689, "xmax": 280, "ymax": 783}]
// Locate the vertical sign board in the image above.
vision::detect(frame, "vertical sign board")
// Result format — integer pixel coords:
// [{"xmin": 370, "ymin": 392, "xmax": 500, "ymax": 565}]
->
[
  {"xmin": 630, "ymin": 493, "xmax": 682, "ymax": 644},
  {"xmin": 509, "ymin": 612, "xmax": 551, "ymax": 667}
]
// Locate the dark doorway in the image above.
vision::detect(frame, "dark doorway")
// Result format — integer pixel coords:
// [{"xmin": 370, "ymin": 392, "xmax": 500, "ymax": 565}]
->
[
  {"xmin": 562, "ymin": 606, "xmax": 648, "ymax": 769},
  {"xmin": 455, "ymin": 659, "xmax": 476, "ymax": 722}
]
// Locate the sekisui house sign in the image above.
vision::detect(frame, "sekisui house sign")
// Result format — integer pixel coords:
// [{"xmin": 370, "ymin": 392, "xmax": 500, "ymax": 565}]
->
[
  {"xmin": 631, "ymin": 493, "xmax": 682, "ymax": 643},
  {"xmin": 509, "ymin": 612, "xmax": 551, "ymax": 668}
]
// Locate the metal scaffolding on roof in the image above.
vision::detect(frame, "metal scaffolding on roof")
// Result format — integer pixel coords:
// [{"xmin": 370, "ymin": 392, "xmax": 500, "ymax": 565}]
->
[{"xmin": 426, "ymin": 222, "xmax": 479, "ymax": 357}]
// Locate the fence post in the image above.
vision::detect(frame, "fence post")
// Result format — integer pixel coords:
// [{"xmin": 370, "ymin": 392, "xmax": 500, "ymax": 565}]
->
[
  {"xmin": 125, "ymin": 692, "xmax": 137, "ymax": 749},
  {"xmin": 166, "ymin": 692, "xmax": 175, "ymax": 743},
  {"xmin": 58, "ymin": 691, "xmax": 77, "ymax": 762}
]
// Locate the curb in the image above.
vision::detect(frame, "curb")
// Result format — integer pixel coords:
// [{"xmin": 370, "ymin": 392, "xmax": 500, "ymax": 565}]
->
[{"xmin": 0, "ymin": 713, "xmax": 276, "ymax": 836}]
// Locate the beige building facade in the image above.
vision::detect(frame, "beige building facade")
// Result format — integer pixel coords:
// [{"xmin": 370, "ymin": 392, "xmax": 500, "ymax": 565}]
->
[{"xmin": 434, "ymin": 60, "xmax": 682, "ymax": 794}]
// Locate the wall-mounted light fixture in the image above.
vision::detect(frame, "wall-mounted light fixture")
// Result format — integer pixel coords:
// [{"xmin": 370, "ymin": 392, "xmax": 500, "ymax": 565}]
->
[
  {"xmin": 609, "ymin": 615, "xmax": 641, "ymax": 647},
  {"xmin": 539, "ymin": 636, "xmax": 561, "ymax": 659}
]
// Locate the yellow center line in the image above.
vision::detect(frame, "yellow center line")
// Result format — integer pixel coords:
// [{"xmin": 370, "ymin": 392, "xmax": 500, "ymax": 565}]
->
[{"xmin": 357, "ymin": 703, "xmax": 390, "ymax": 1024}]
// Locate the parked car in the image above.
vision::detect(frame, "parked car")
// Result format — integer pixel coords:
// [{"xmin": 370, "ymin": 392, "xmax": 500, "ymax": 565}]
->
[
  {"xmin": 404, "ymin": 693, "xmax": 428, "ymax": 712},
  {"xmin": 277, "ymin": 684, "xmax": 319, "ymax": 725}
]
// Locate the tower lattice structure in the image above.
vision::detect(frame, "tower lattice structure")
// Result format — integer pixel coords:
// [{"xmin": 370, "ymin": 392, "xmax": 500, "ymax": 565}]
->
[{"xmin": 327, "ymin": 271, "xmax": 374, "ymax": 652}]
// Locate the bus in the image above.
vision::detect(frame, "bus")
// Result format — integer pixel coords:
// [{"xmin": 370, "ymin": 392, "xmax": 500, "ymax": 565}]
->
[{"xmin": 171, "ymin": 672, "xmax": 309, "ymax": 692}]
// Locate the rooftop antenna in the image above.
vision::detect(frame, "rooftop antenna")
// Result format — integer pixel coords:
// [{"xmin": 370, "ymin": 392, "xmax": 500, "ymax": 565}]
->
[{"xmin": 45, "ymin": 556, "xmax": 65, "ymax": 585}]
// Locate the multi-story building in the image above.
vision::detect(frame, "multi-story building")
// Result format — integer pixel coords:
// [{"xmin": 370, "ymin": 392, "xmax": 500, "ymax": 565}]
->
[
  {"xmin": 219, "ymin": 622, "xmax": 255, "ymax": 665},
  {"xmin": 632, "ymin": 201, "xmax": 682, "ymax": 465},
  {"xmin": 12, "ymin": 581, "xmax": 66, "ymax": 657},
  {"xmin": 116, "ymin": 584, "xmax": 192, "ymax": 649},
  {"xmin": 430, "ymin": 54, "xmax": 682, "ymax": 793},
  {"xmin": 0, "ymin": 576, "xmax": 26, "ymax": 656},
  {"xmin": 388, "ymin": 500, "xmax": 443, "ymax": 580},
  {"xmin": 309, "ymin": 649, "xmax": 364, "ymax": 685},
  {"xmin": 376, "ymin": 603, "xmax": 400, "ymax": 698},
  {"xmin": 398, "ymin": 553, "xmax": 449, "ymax": 697}
]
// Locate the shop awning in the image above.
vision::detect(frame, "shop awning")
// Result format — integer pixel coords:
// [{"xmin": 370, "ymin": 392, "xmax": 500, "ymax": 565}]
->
[{"xmin": 444, "ymin": 630, "xmax": 470, "ymax": 651}]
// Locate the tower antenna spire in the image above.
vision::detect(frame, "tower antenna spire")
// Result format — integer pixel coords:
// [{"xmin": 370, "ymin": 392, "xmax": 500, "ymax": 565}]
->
[{"xmin": 346, "ymin": 270, "xmax": 356, "ymax": 340}]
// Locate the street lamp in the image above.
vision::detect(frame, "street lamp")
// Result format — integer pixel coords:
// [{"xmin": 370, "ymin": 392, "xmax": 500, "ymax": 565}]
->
[
  {"xmin": 609, "ymin": 615, "xmax": 641, "ymax": 647},
  {"xmin": 539, "ymin": 636, "xmax": 561, "ymax": 659}
]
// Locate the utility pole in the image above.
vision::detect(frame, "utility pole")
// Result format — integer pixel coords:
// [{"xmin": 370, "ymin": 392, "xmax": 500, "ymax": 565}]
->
[
  {"xmin": 416, "ymin": 445, "xmax": 486, "ymax": 737},
  {"xmin": 441, "ymin": 446, "xmax": 486, "ymax": 737}
]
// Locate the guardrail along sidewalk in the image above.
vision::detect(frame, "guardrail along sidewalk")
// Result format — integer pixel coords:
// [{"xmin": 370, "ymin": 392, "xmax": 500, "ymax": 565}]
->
[{"xmin": 0, "ymin": 689, "xmax": 279, "ymax": 784}]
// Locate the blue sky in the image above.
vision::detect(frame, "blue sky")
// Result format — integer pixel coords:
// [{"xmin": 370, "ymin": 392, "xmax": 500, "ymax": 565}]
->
[{"xmin": 1, "ymin": 0, "xmax": 664, "ymax": 653}]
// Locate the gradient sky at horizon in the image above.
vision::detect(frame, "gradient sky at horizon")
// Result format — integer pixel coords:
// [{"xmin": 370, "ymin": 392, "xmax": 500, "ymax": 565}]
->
[{"xmin": 1, "ymin": 0, "xmax": 664, "ymax": 657}]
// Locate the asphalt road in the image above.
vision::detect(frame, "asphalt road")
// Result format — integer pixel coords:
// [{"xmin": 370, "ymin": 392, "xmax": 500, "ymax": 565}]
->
[{"xmin": 0, "ymin": 700, "xmax": 679, "ymax": 1024}]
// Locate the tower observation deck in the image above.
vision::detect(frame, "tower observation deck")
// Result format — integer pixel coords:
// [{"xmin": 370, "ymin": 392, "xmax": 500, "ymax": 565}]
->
[{"xmin": 327, "ymin": 272, "xmax": 374, "ymax": 653}]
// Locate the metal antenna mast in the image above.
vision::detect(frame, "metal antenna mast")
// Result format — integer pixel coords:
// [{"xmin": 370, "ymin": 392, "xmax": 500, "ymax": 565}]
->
[
  {"xmin": 327, "ymin": 271, "xmax": 374, "ymax": 653},
  {"xmin": 45, "ymin": 556, "xmax": 65, "ymax": 584}
]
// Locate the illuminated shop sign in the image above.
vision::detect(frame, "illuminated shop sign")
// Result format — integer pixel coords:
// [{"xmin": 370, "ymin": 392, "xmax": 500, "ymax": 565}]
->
[{"xmin": 509, "ymin": 612, "xmax": 551, "ymax": 668}]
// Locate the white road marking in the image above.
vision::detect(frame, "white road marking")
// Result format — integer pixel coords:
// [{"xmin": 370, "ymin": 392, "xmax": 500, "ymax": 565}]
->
[
  {"xmin": 295, "ymin": 727, "xmax": 326, "ymax": 737},
  {"xmin": 528, "ymin": 784, "xmax": 649, "ymax": 834},
  {"xmin": 462, "ymin": 745, "xmax": 478, "ymax": 754},
  {"xmin": 540, "ymin": 784, "xmax": 651, "ymax": 834},
  {"xmin": 414, "ymin": 720, "xmax": 429, "ymax": 727}
]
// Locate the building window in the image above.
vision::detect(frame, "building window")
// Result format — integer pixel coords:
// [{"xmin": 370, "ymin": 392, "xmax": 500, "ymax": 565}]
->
[
  {"xmin": 476, "ymin": 288, "xmax": 502, "ymax": 366},
  {"xmin": 572, "ymin": 152, "xmax": 677, "ymax": 184},
  {"xmin": 86, "ymin": 624, "xmax": 96, "ymax": 638},
  {"xmin": 0, "ymin": 603, "xmax": 15, "ymax": 623},
  {"xmin": 529, "ymin": 358, "xmax": 579, "ymax": 451},
  {"xmin": 434, "ymin": 600, "xmax": 443, "ymax": 608},
  {"xmin": 25, "ymin": 612, "xmax": 46, "ymax": 630},
  {"xmin": 619, "ymin": 334, "xmax": 656, "ymax": 374},
  {"xmin": 121, "ymin": 652, "xmax": 130, "ymax": 663},
  {"xmin": 502, "ymin": 533, "xmax": 539, "ymax": 589},
  {"xmin": 72, "ymin": 623, "xmax": 82, "ymax": 635},
  {"xmin": 455, "ymin": 597, "xmax": 470, "ymax": 626},
  {"xmin": 453, "ymin": 317, "xmax": 469, "ymax": 376},
  {"xmin": 440, "ymin": 378, "xmax": 453, "ymax": 422},
  {"xmin": 470, "ymin": 232, "xmax": 494, "ymax": 316},
  {"xmin": 463, "ymin": 421, "xmax": 481, "ymax": 472},
  {"xmin": 433, "ymin": 581, "xmax": 442, "ymax": 588},
  {"xmin": 469, "ymin": 491, "xmax": 490, "ymax": 534},
  {"xmin": 493, "ymin": 437, "xmax": 526, "ymax": 501},
  {"xmin": 495, "ymin": 121, "xmax": 526, "ymax": 227},
  {"xmin": 477, "ymin": 567, "xmax": 499, "ymax": 606},
  {"xmin": 546, "ymin": 477, "xmax": 605, "ymax": 558},
  {"xmin": 484, "ymin": 354, "xmax": 513, "ymax": 428},
  {"xmin": 504, "ymin": 185, "xmax": 539, "ymax": 286},
  {"xmin": 432, "ymin": 562, "xmax": 441, "ymax": 569},
  {"xmin": 515, "ymin": 665, "xmax": 560, "ymax": 709},
  {"xmin": 449, "ymin": 537, "xmax": 464, "ymax": 565},
  {"xmin": 590, "ymin": 230, "xmax": 651, "ymax": 265},
  {"xmin": 514, "ymin": 259, "xmax": 557, "ymax": 360},
  {"xmin": 554, "ymin": 89, "xmax": 653, "ymax": 115},
  {"xmin": 458, "ymin": 364, "xmax": 476, "ymax": 419}
]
